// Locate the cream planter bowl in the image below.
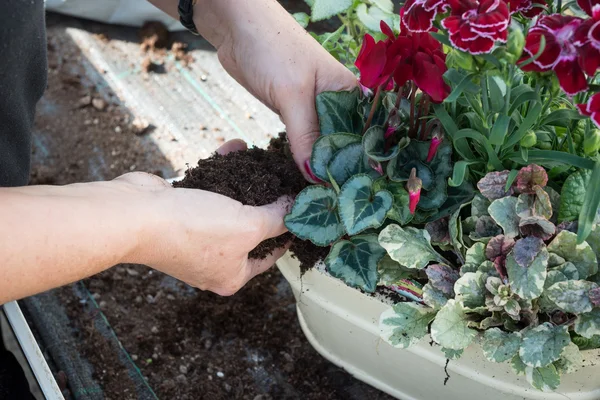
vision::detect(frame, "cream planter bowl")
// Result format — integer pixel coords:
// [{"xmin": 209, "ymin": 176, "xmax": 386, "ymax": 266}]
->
[{"xmin": 276, "ymin": 252, "xmax": 600, "ymax": 400}]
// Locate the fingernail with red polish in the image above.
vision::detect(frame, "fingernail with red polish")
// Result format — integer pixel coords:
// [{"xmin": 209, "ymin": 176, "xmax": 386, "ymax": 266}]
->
[{"xmin": 304, "ymin": 160, "xmax": 321, "ymax": 183}]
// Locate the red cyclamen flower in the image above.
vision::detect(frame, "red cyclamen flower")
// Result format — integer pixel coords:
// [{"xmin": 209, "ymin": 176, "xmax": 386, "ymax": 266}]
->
[
  {"xmin": 402, "ymin": 0, "xmax": 449, "ymax": 32},
  {"xmin": 577, "ymin": 93, "xmax": 600, "ymax": 128},
  {"xmin": 519, "ymin": 15, "xmax": 588, "ymax": 95},
  {"xmin": 441, "ymin": 0, "xmax": 510, "ymax": 55},
  {"xmin": 407, "ymin": 168, "xmax": 423, "ymax": 214},
  {"xmin": 391, "ymin": 28, "xmax": 451, "ymax": 103}
]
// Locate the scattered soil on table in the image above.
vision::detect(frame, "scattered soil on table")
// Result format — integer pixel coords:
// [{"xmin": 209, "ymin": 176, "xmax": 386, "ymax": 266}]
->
[
  {"xmin": 173, "ymin": 135, "xmax": 306, "ymax": 259},
  {"xmin": 72, "ymin": 264, "xmax": 394, "ymax": 400},
  {"xmin": 139, "ymin": 21, "xmax": 194, "ymax": 71}
]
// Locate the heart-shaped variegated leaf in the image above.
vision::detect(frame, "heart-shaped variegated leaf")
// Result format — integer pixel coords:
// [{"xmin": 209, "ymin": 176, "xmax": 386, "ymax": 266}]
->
[
  {"xmin": 575, "ymin": 308, "xmax": 600, "ymax": 338},
  {"xmin": 426, "ymin": 264, "xmax": 459, "ymax": 297},
  {"xmin": 519, "ymin": 323, "xmax": 570, "ymax": 368},
  {"xmin": 430, "ymin": 299, "xmax": 477, "ymax": 350},
  {"xmin": 482, "ymin": 328, "xmax": 521, "ymax": 363},
  {"xmin": 442, "ymin": 347, "xmax": 464, "ymax": 360},
  {"xmin": 379, "ymin": 225, "xmax": 444, "ymax": 269},
  {"xmin": 310, "ymin": 133, "xmax": 362, "ymax": 181},
  {"xmin": 548, "ymin": 230, "xmax": 598, "ymax": 279},
  {"xmin": 554, "ymin": 342, "xmax": 583, "ymax": 374},
  {"xmin": 454, "ymin": 272, "xmax": 486, "ymax": 309},
  {"xmin": 373, "ymin": 178, "xmax": 413, "ymax": 225},
  {"xmin": 325, "ymin": 234, "xmax": 386, "ymax": 292},
  {"xmin": 328, "ymin": 142, "xmax": 377, "ymax": 186},
  {"xmin": 338, "ymin": 174, "xmax": 393, "ymax": 235},
  {"xmin": 378, "ymin": 255, "xmax": 415, "ymax": 285},
  {"xmin": 422, "ymin": 283, "xmax": 449, "ymax": 309},
  {"xmin": 362, "ymin": 125, "xmax": 402, "ymax": 161},
  {"xmin": 315, "ymin": 89, "xmax": 363, "ymax": 135},
  {"xmin": 506, "ymin": 238, "xmax": 548, "ymax": 300},
  {"xmin": 379, "ymin": 303, "xmax": 437, "ymax": 349},
  {"xmin": 488, "ymin": 196, "xmax": 519, "ymax": 238},
  {"xmin": 284, "ymin": 186, "xmax": 344, "ymax": 246},
  {"xmin": 462, "ymin": 243, "xmax": 487, "ymax": 274},
  {"xmin": 545, "ymin": 280, "xmax": 597, "ymax": 314}
]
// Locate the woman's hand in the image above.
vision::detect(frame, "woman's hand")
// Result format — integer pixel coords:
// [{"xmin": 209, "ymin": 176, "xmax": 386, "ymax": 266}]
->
[{"xmin": 121, "ymin": 139, "xmax": 292, "ymax": 296}]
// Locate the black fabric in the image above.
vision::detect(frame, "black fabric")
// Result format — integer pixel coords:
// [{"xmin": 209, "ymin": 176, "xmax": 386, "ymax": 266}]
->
[
  {"xmin": 0, "ymin": 348, "xmax": 36, "ymax": 400},
  {"xmin": 178, "ymin": 0, "xmax": 200, "ymax": 35},
  {"xmin": 0, "ymin": 0, "xmax": 48, "ymax": 187}
]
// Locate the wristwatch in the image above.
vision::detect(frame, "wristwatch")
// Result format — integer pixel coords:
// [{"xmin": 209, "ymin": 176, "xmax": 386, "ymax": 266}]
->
[{"xmin": 178, "ymin": 0, "xmax": 200, "ymax": 35}]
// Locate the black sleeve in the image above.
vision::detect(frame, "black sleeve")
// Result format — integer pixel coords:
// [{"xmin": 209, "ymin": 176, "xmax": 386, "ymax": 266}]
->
[{"xmin": 0, "ymin": 0, "xmax": 48, "ymax": 187}]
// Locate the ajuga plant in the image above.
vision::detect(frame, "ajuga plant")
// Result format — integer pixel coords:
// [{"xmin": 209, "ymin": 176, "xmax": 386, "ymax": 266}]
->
[{"xmin": 379, "ymin": 165, "xmax": 600, "ymax": 391}]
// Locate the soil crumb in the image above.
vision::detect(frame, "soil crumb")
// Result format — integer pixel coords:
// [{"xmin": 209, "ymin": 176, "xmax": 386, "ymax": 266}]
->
[
  {"xmin": 139, "ymin": 21, "xmax": 169, "ymax": 52},
  {"xmin": 173, "ymin": 135, "xmax": 306, "ymax": 259}
]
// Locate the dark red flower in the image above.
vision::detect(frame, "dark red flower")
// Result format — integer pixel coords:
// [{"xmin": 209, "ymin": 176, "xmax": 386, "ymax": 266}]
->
[
  {"xmin": 442, "ymin": 0, "xmax": 510, "ymax": 55},
  {"xmin": 520, "ymin": 15, "xmax": 589, "ymax": 95},
  {"xmin": 573, "ymin": 0, "xmax": 600, "ymax": 77},
  {"xmin": 407, "ymin": 168, "xmax": 423, "ymax": 214},
  {"xmin": 402, "ymin": 0, "xmax": 450, "ymax": 32},
  {"xmin": 355, "ymin": 33, "xmax": 391, "ymax": 89},
  {"xmin": 577, "ymin": 93, "xmax": 600, "ymax": 128},
  {"xmin": 392, "ymin": 29, "xmax": 450, "ymax": 103},
  {"xmin": 507, "ymin": 0, "xmax": 546, "ymax": 17}
]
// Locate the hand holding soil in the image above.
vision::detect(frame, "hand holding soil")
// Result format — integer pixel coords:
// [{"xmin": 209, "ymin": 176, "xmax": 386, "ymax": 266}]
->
[{"xmin": 122, "ymin": 139, "xmax": 294, "ymax": 296}]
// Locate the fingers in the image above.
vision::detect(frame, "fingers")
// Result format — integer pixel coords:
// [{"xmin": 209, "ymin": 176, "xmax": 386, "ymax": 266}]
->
[
  {"xmin": 247, "ymin": 244, "xmax": 290, "ymax": 278},
  {"xmin": 215, "ymin": 139, "xmax": 248, "ymax": 155},
  {"xmin": 280, "ymin": 93, "xmax": 321, "ymax": 182}
]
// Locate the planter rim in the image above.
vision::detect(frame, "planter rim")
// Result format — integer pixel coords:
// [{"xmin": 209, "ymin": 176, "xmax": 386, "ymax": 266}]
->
[
  {"xmin": 3, "ymin": 301, "xmax": 64, "ymax": 400},
  {"xmin": 278, "ymin": 252, "xmax": 600, "ymax": 400}
]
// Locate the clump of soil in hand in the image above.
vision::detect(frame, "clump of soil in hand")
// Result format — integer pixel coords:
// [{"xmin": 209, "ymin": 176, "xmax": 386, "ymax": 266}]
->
[{"xmin": 173, "ymin": 135, "xmax": 306, "ymax": 259}]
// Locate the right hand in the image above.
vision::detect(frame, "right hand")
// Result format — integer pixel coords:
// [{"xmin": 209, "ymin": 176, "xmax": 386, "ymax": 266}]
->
[{"xmin": 118, "ymin": 140, "xmax": 292, "ymax": 296}]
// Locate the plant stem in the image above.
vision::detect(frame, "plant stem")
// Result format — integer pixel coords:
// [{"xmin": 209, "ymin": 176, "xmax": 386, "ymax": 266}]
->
[
  {"xmin": 409, "ymin": 82, "xmax": 417, "ymax": 138},
  {"xmin": 363, "ymin": 85, "xmax": 383, "ymax": 134},
  {"xmin": 394, "ymin": 84, "xmax": 404, "ymax": 110},
  {"xmin": 419, "ymin": 95, "xmax": 431, "ymax": 141},
  {"xmin": 481, "ymin": 75, "xmax": 490, "ymax": 117}
]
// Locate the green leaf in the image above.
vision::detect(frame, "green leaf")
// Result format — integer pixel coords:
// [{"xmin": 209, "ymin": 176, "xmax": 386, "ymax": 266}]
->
[
  {"xmin": 571, "ymin": 334, "xmax": 600, "ymax": 350},
  {"xmin": 379, "ymin": 225, "xmax": 444, "ymax": 269},
  {"xmin": 442, "ymin": 347, "xmax": 464, "ymax": 360},
  {"xmin": 472, "ymin": 194, "xmax": 491, "ymax": 217},
  {"xmin": 503, "ymin": 102, "xmax": 543, "ymax": 149},
  {"xmin": 292, "ymin": 12, "xmax": 310, "ymax": 28},
  {"xmin": 545, "ymin": 280, "xmax": 596, "ymax": 314},
  {"xmin": 338, "ymin": 174, "xmax": 393, "ymax": 235},
  {"xmin": 462, "ymin": 243, "xmax": 487, "ymax": 274},
  {"xmin": 285, "ymin": 186, "xmax": 344, "ymax": 246},
  {"xmin": 310, "ymin": 0, "xmax": 353, "ymax": 21},
  {"xmin": 378, "ymin": 254, "xmax": 415, "ymax": 285},
  {"xmin": 326, "ymin": 234, "xmax": 386, "ymax": 292},
  {"xmin": 315, "ymin": 89, "xmax": 362, "ymax": 134},
  {"xmin": 547, "ymin": 230, "xmax": 598, "ymax": 279},
  {"xmin": 540, "ymin": 109, "xmax": 586, "ymax": 127},
  {"xmin": 311, "ymin": 133, "xmax": 362, "ymax": 181},
  {"xmin": 511, "ymin": 355, "xmax": 528, "ymax": 376},
  {"xmin": 575, "ymin": 308, "xmax": 600, "ymax": 339},
  {"xmin": 426, "ymin": 264, "xmax": 459, "ymax": 297},
  {"xmin": 453, "ymin": 129, "xmax": 505, "ymax": 171},
  {"xmin": 370, "ymin": 0, "xmax": 394, "ymax": 12},
  {"xmin": 482, "ymin": 328, "xmax": 521, "ymax": 363},
  {"xmin": 507, "ymin": 150, "xmax": 596, "ymax": 170},
  {"xmin": 356, "ymin": 4, "xmax": 397, "ymax": 32},
  {"xmin": 448, "ymin": 161, "xmax": 477, "ymax": 187},
  {"xmin": 520, "ymin": 323, "xmax": 570, "ymax": 368},
  {"xmin": 488, "ymin": 196, "xmax": 520, "ymax": 238},
  {"xmin": 445, "ymin": 73, "xmax": 478, "ymax": 103},
  {"xmin": 328, "ymin": 142, "xmax": 374, "ymax": 186},
  {"xmin": 525, "ymin": 364, "xmax": 560, "ymax": 392},
  {"xmin": 554, "ymin": 342, "xmax": 583, "ymax": 374},
  {"xmin": 506, "ymin": 240, "xmax": 549, "ymax": 300},
  {"xmin": 373, "ymin": 179, "xmax": 413, "ymax": 225},
  {"xmin": 362, "ymin": 125, "xmax": 401, "ymax": 161},
  {"xmin": 519, "ymin": 216, "xmax": 556, "ymax": 240},
  {"xmin": 424, "ymin": 181, "xmax": 475, "ymax": 222},
  {"xmin": 578, "ymin": 162, "xmax": 600, "ymax": 244},
  {"xmin": 559, "ymin": 169, "xmax": 591, "ymax": 222},
  {"xmin": 554, "ymin": 262, "xmax": 579, "ymax": 280},
  {"xmin": 430, "ymin": 300, "xmax": 477, "ymax": 350},
  {"xmin": 539, "ymin": 270, "xmax": 568, "ymax": 312},
  {"xmin": 508, "ymin": 90, "xmax": 539, "ymax": 116},
  {"xmin": 454, "ymin": 272, "xmax": 486, "ymax": 309},
  {"xmin": 489, "ymin": 115, "xmax": 512, "ymax": 146},
  {"xmin": 379, "ymin": 303, "xmax": 437, "ymax": 349},
  {"xmin": 423, "ymin": 283, "xmax": 449, "ymax": 309}
]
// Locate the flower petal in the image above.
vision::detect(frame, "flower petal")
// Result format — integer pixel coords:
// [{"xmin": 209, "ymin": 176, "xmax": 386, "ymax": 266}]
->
[
  {"xmin": 413, "ymin": 52, "xmax": 451, "ymax": 102},
  {"xmin": 578, "ymin": 42, "xmax": 600, "ymax": 75},
  {"xmin": 553, "ymin": 59, "xmax": 588, "ymax": 95}
]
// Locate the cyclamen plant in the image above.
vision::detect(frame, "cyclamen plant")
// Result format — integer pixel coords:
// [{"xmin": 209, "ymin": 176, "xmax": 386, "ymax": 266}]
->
[{"xmin": 284, "ymin": 0, "xmax": 600, "ymax": 392}]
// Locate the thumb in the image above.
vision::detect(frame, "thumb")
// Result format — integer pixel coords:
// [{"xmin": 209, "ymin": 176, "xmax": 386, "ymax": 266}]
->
[{"xmin": 250, "ymin": 195, "xmax": 294, "ymax": 241}]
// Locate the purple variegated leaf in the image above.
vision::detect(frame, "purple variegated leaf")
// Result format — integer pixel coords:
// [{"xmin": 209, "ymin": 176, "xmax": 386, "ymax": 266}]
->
[
  {"xmin": 477, "ymin": 170, "xmax": 514, "ymax": 200},
  {"xmin": 516, "ymin": 164, "xmax": 548, "ymax": 194},
  {"xmin": 486, "ymin": 235, "xmax": 516, "ymax": 261},
  {"xmin": 426, "ymin": 264, "xmax": 460, "ymax": 297},
  {"xmin": 513, "ymin": 236, "xmax": 545, "ymax": 268},
  {"xmin": 589, "ymin": 287, "xmax": 600, "ymax": 307}
]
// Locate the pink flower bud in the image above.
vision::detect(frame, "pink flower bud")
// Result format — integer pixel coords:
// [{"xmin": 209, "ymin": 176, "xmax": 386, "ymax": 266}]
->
[
  {"xmin": 426, "ymin": 129, "xmax": 444, "ymax": 162},
  {"xmin": 385, "ymin": 125, "xmax": 396, "ymax": 139},
  {"xmin": 369, "ymin": 159, "xmax": 384, "ymax": 176},
  {"xmin": 406, "ymin": 168, "xmax": 422, "ymax": 215}
]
